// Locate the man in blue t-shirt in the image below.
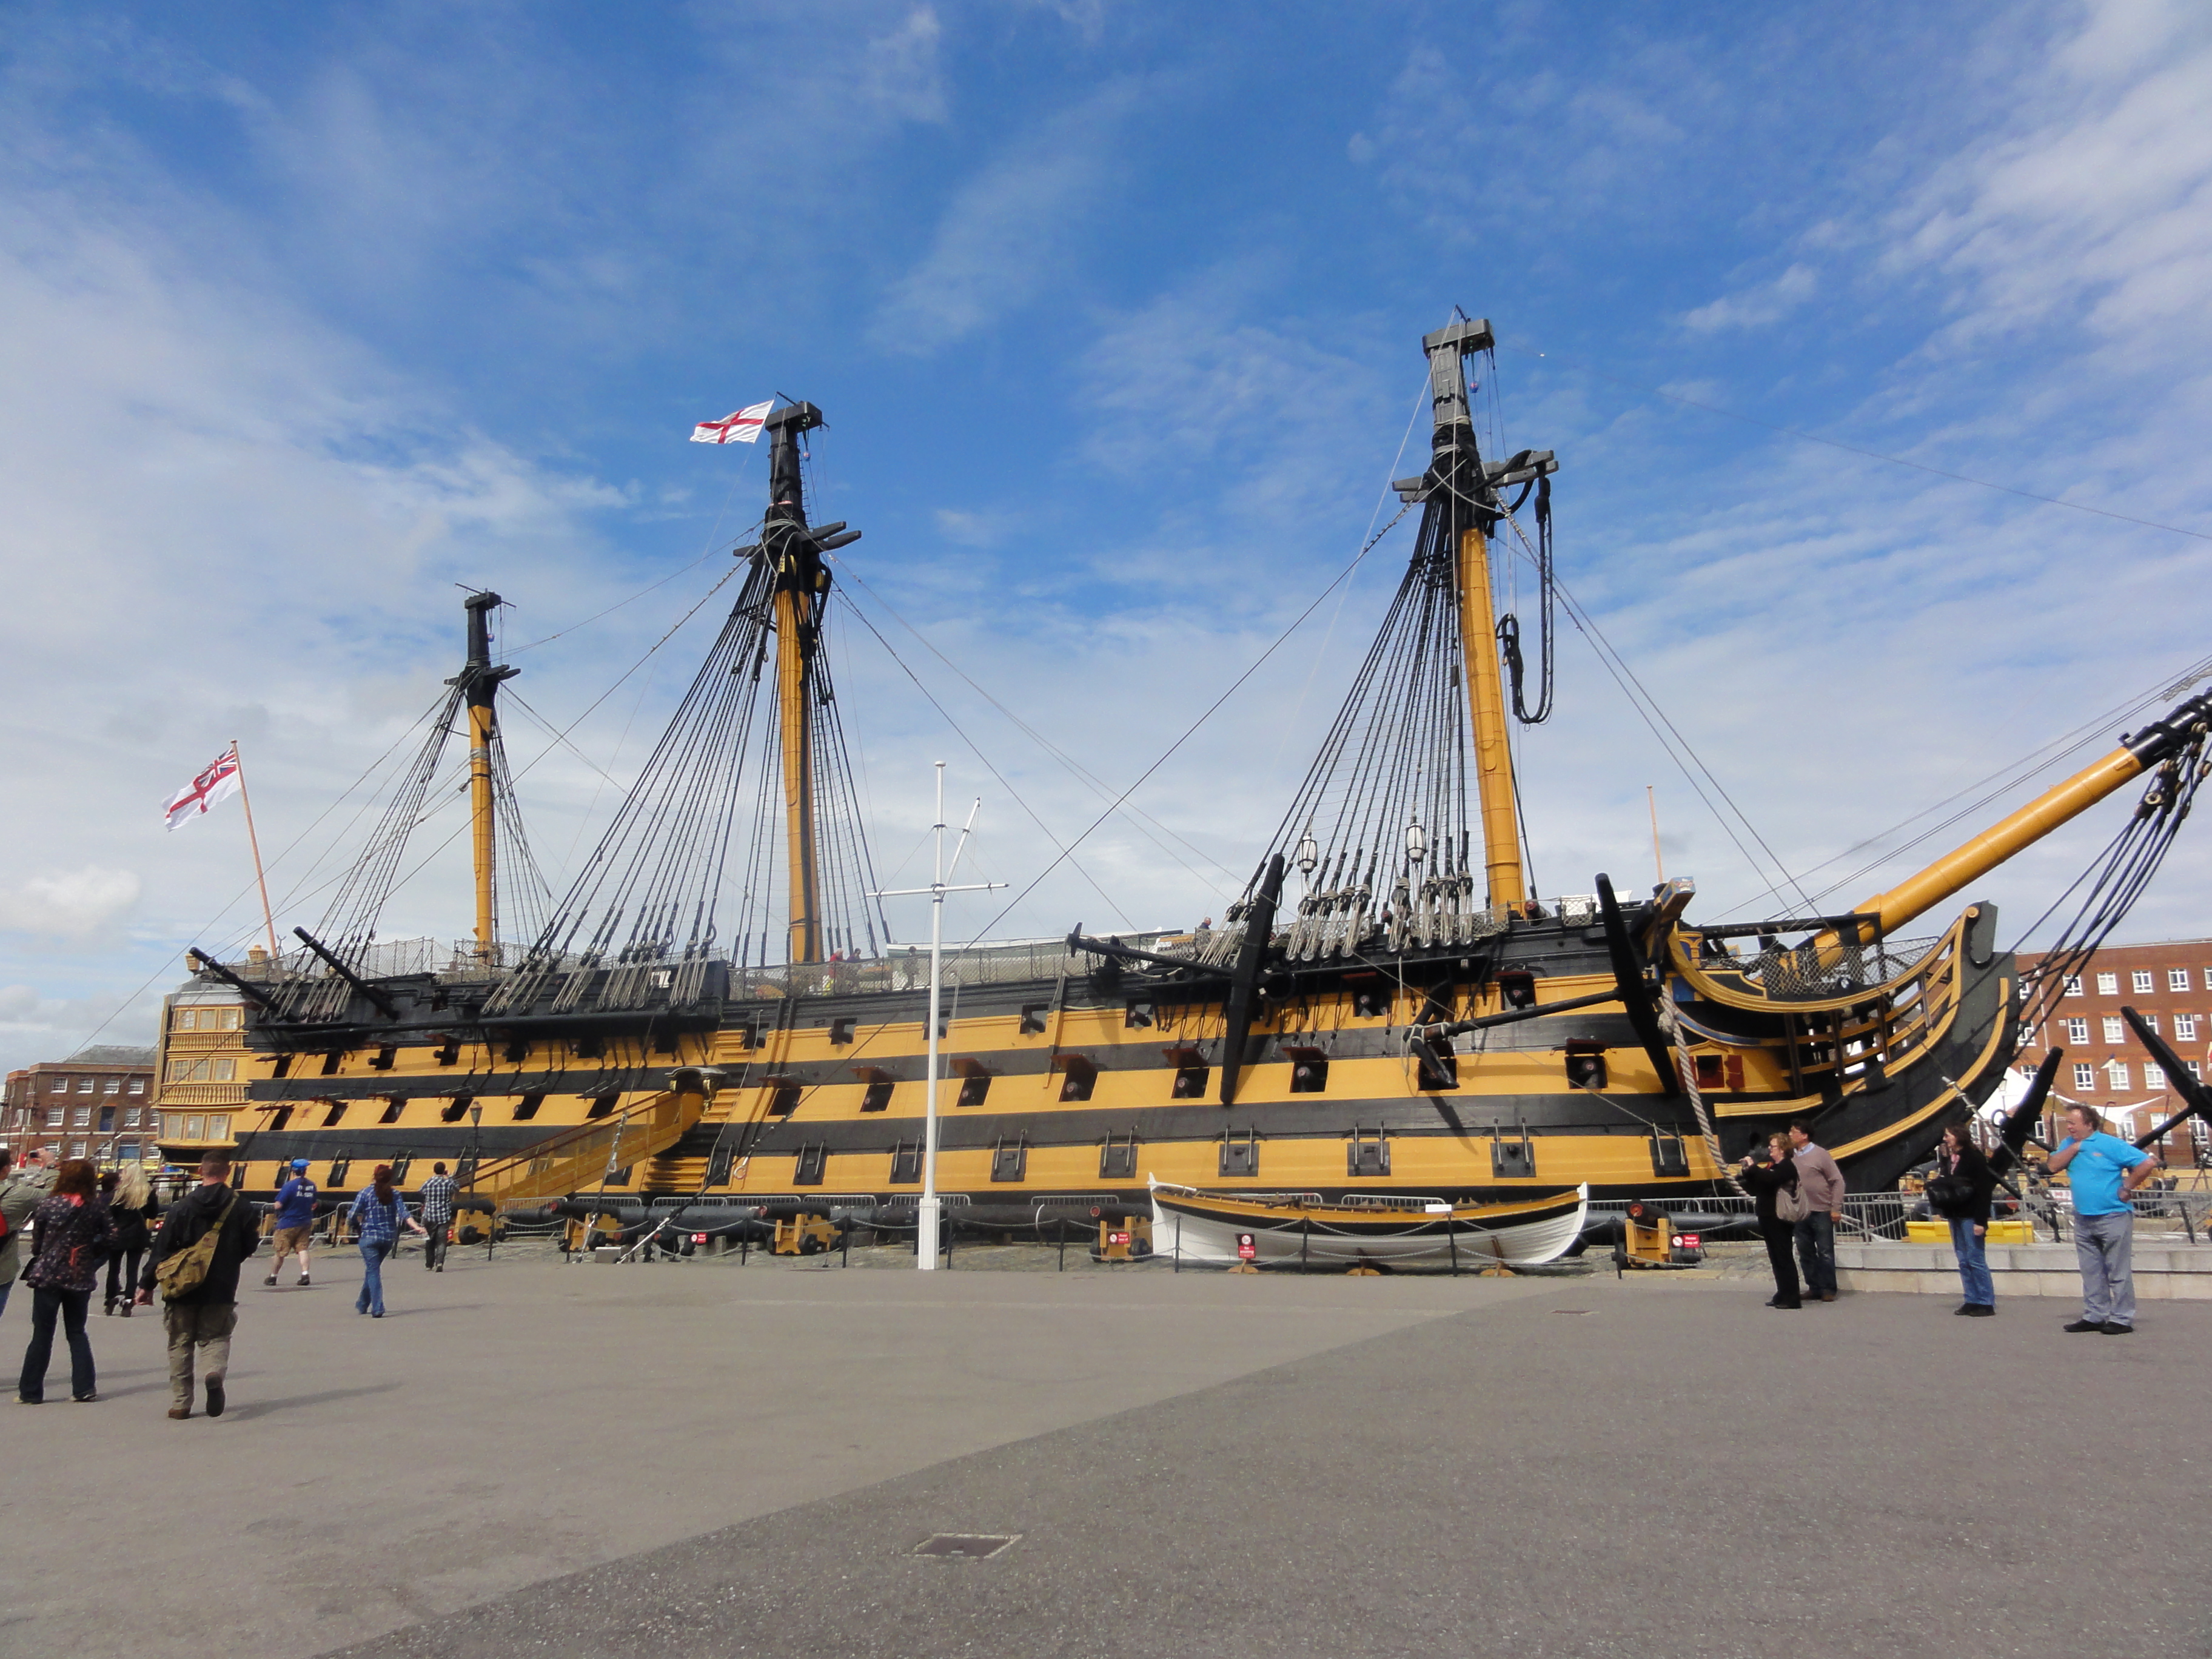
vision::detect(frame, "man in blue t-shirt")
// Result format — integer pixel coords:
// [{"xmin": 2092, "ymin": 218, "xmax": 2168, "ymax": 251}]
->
[
  {"xmin": 2048, "ymin": 1104, "xmax": 2154, "ymax": 1334},
  {"xmin": 263, "ymin": 1159, "xmax": 319, "ymax": 1289}
]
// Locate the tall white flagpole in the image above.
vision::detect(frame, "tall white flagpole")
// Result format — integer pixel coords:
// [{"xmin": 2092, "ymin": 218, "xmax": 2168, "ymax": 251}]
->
[
  {"xmin": 874, "ymin": 761, "xmax": 999, "ymax": 1271},
  {"xmin": 230, "ymin": 740, "xmax": 281, "ymax": 964}
]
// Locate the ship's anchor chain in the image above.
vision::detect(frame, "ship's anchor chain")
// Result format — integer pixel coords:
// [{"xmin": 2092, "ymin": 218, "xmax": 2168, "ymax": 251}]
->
[{"xmin": 1656, "ymin": 993, "xmax": 1749, "ymax": 1200}]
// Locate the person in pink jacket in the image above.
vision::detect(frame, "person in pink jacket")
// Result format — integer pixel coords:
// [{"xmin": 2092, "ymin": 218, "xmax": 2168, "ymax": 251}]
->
[{"xmin": 1788, "ymin": 1122, "xmax": 1846, "ymax": 1302}]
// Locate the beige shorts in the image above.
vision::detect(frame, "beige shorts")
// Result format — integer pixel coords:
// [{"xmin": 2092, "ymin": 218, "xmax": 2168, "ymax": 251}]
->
[{"xmin": 272, "ymin": 1224, "xmax": 312, "ymax": 1256}]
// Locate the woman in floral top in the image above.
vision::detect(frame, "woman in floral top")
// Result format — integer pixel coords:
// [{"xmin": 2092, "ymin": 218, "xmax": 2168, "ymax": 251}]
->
[{"xmin": 16, "ymin": 1159, "xmax": 118, "ymax": 1403}]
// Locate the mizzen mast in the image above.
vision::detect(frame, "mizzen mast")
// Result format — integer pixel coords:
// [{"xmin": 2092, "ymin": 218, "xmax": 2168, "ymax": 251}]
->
[{"xmin": 455, "ymin": 590, "xmax": 518, "ymax": 961}]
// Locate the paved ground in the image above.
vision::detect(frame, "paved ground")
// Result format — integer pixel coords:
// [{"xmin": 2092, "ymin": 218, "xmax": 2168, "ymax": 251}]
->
[{"xmin": 5, "ymin": 1244, "xmax": 2205, "ymax": 1659}]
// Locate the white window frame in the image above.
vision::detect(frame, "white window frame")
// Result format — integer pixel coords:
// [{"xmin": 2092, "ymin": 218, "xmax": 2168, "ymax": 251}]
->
[
  {"xmin": 2063, "ymin": 976, "xmax": 2084, "ymax": 997},
  {"xmin": 2106, "ymin": 1060, "xmax": 2131, "ymax": 1090},
  {"xmin": 2097, "ymin": 972, "xmax": 2118, "ymax": 994},
  {"xmin": 2102, "ymin": 1017, "xmax": 2123, "ymax": 1044},
  {"xmin": 2133, "ymin": 970, "xmax": 2155, "ymax": 994},
  {"xmin": 2066, "ymin": 1018, "xmax": 2089, "ymax": 1044},
  {"xmin": 2073, "ymin": 1062, "xmax": 2097, "ymax": 1090},
  {"xmin": 2145, "ymin": 1062, "xmax": 2167, "ymax": 1088},
  {"xmin": 2177, "ymin": 1014, "xmax": 2199, "ymax": 1042},
  {"xmin": 2171, "ymin": 969, "xmax": 2191, "ymax": 993}
]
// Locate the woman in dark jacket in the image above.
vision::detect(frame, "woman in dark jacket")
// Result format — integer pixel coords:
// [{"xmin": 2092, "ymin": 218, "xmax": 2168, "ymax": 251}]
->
[
  {"xmin": 1738, "ymin": 1131, "xmax": 1803, "ymax": 1309},
  {"xmin": 1931, "ymin": 1125, "xmax": 1996, "ymax": 1316},
  {"xmin": 18, "ymin": 1159, "xmax": 119, "ymax": 1403},
  {"xmin": 101, "ymin": 1166, "xmax": 157, "ymax": 1317}
]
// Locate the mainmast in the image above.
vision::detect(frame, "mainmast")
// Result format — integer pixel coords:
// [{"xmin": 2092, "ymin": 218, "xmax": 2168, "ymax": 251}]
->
[
  {"xmin": 451, "ymin": 591, "xmax": 518, "ymax": 960},
  {"xmin": 761, "ymin": 401, "xmax": 862, "ymax": 965}
]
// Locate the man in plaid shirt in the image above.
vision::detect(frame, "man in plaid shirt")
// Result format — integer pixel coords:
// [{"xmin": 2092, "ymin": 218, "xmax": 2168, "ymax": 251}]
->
[{"xmin": 418, "ymin": 1164, "xmax": 458, "ymax": 1273}]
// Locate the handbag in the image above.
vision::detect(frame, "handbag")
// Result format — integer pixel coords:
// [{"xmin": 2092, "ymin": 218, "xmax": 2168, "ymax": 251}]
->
[
  {"xmin": 1774, "ymin": 1176, "xmax": 1811, "ymax": 1224},
  {"xmin": 154, "ymin": 1191, "xmax": 240, "ymax": 1301},
  {"xmin": 1925, "ymin": 1173, "xmax": 1976, "ymax": 1216}
]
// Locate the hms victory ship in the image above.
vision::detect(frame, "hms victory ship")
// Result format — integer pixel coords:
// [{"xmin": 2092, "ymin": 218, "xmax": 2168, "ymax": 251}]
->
[{"xmin": 158, "ymin": 318, "xmax": 2211, "ymax": 1259}]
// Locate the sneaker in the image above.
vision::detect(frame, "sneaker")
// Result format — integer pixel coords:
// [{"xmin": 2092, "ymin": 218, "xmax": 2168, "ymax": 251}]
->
[
  {"xmin": 1818, "ymin": 1291, "xmax": 1837, "ymax": 1302},
  {"xmin": 2100, "ymin": 1321, "xmax": 2134, "ymax": 1336},
  {"xmin": 206, "ymin": 1379, "xmax": 225, "ymax": 1418},
  {"xmin": 298, "ymin": 1274, "xmax": 310, "ymax": 1287},
  {"xmin": 72, "ymin": 1393, "xmax": 98, "ymax": 1403},
  {"xmin": 1963, "ymin": 1304, "xmax": 1996, "ymax": 1318},
  {"xmin": 1768, "ymin": 1298, "xmax": 1802, "ymax": 1309},
  {"xmin": 2063, "ymin": 1319, "xmax": 2103, "ymax": 1333},
  {"xmin": 167, "ymin": 1406, "xmax": 192, "ymax": 1420},
  {"xmin": 264, "ymin": 1274, "xmax": 278, "ymax": 1287},
  {"xmin": 1953, "ymin": 1304, "xmax": 1976, "ymax": 1315}
]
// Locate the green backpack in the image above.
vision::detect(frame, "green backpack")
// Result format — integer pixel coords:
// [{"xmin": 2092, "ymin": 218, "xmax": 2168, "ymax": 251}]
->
[{"xmin": 155, "ymin": 1191, "xmax": 240, "ymax": 1301}]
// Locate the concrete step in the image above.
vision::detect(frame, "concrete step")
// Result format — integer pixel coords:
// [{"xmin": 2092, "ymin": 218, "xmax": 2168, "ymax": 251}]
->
[{"xmin": 1837, "ymin": 1238, "xmax": 2212, "ymax": 1298}]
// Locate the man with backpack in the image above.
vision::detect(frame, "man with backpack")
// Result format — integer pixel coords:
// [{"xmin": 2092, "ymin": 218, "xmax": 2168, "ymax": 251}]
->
[{"xmin": 135, "ymin": 1153, "xmax": 260, "ymax": 1419}]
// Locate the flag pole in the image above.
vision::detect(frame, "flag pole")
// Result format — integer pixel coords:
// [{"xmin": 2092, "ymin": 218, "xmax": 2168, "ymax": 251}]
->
[{"xmin": 230, "ymin": 740, "xmax": 281, "ymax": 964}]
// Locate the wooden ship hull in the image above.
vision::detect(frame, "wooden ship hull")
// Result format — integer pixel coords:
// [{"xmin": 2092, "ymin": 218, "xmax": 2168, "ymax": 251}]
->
[{"xmin": 161, "ymin": 321, "xmax": 2208, "ymax": 1247}]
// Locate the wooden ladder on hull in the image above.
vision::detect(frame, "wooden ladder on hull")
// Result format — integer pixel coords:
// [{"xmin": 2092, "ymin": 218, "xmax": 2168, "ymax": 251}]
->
[{"xmin": 469, "ymin": 1088, "xmax": 703, "ymax": 1208}]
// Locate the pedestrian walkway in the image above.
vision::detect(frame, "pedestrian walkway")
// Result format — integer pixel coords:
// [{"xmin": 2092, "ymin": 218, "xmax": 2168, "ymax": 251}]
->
[{"xmin": 4, "ymin": 1253, "xmax": 2204, "ymax": 1658}]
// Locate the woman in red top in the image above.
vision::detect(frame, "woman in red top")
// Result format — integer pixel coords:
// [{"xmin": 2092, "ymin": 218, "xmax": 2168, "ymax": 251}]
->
[{"xmin": 16, "ymin": 1159, "xmax": 119, "ymax": 1403}]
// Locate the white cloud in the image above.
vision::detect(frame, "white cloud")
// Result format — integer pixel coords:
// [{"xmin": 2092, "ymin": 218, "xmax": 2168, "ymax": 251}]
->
[
  {"xmin": 1681, "ymin": 263, "xmax": 1818, "ymax": 332},
  {"xmin": 0, "ymin": 870, "xmax": 142, "ymax": 939}
]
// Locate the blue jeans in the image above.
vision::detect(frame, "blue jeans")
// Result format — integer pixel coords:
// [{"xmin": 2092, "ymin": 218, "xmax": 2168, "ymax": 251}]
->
[
  {"xmin": 1794, "ymin": 1210, "xmax": 1837, "ymax": 1297},
  {"xmin": 355, "ymin": 1241, "xmax": 392, "ymax": 1315},
  {"xmin": 1948, "ymin": 1216, "xmax": 1994, "ymax": 1306},
  {"xmin": 19, "ymin": 1284, "xmax": 95, "ymax": 1401}
]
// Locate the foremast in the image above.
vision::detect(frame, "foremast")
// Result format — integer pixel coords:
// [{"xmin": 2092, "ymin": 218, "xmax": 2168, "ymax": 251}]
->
[{"xmin": 1423, "ymin": 318, "xmax": 1530, "ymax": 909}]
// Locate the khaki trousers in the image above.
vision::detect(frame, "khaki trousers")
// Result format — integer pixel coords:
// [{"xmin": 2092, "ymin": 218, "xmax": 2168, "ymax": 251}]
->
[{"xmin": 163, "ymin": 1302, "xmax": 238, "ymax": 1409}]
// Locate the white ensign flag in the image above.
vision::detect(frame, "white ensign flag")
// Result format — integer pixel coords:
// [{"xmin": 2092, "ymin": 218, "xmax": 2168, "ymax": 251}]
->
[
  {"xmin": 164, "ymin": 747, "xmax": 242, "ymax": 831},
  {"xmin": 691, "ymin": 399, "xmax": 774, "ymax": 444}
]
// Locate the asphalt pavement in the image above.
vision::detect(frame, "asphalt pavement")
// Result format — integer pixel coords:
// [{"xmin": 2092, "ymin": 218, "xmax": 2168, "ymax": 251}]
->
[{"xmin": 4, "ymin": 1244, "xmax": 2203, "ymax": 1659}]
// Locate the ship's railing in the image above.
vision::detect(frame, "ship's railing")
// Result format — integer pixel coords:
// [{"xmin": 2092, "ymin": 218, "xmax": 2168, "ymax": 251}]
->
[{"xmin": 1585, "ymin": 1188, "xmax": 2212, "ymax": 1244}]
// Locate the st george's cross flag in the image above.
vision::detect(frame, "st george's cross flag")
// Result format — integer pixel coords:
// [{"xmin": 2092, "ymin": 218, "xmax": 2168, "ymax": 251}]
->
[
  {"xmin": 164, "ymin": 746, "xmax": 242, "ymax": 831},
  {"xmin": 691, "ymin": 399, "xmax": 774, "ymax": 445}
]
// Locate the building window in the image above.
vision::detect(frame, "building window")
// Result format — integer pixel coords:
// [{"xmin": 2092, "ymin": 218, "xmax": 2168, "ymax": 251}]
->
[
  {"xmin": 2177, "ymin": 1014, "xmax": 2199, "ymax": 1042},
  {"xmin": 49, "ymin": 1076, "xmax": 69, "ymax": 1093},
  {"xmin": 2143, "ymin": 1013, "xmax": 2159, "ymax": 1034},
  {"xmin": 2065, "ymin": 1019, "xmax": 2089, "ymax": 1044},
  {"xmin": 2133, "ymin": 970, "xmax": 2154, "ymax": 994},
  {"xmin": 2073, "ymin": 1062, "xmax": 2096, "ymax": 1091},
  {"xmin": 102, "ymin": 1078, "xmax": 119, "ymax": 1094},
  {"xmin": 117, "ymin": 1142, "xmax": 138, "ymax": 1162},
  {"xmin": 2146, "ymin": 1064, "xmax": 2167, "ymax": 1088},
  {"xmin": 2191, "ymin": 1062, "xmax": 2204, "ymax": 1081},
  {"xmin": 221, "ymin": 1007, "xmax": 241, "ymax": 1030},
  {"xmin": 127, "ymin": 1079, "xmax": 144, "ymax": 1095},
  {"xmin": 2063, "ymin": 976, "xmax": 2083, "ymax": 997},
  {"xmin": 71, "ymin": 1106, "xmax": 91, "ymax": 1128},
  {"xmin": 2102, "ymin": 1017, "xmax": 2123, "ymax": 1044},
  {"xmin": 45, "ymin": 1107, "xmax": 63, "ymax": 1128},
  {"xmin": 2106, "ymin": 1061, "xmax": 2130, "ymax": 1091},
  {"xmin": 67, "ymin": 1141, "xmax": 85, "ymax": 1158},
  {"xmin": 124, "ymin": 1107, "xmax": 142, "ymax": 1128},
  {"xmin": 2204, "ymin": 968, "xmax": 2212, "ymax": 992},
  {"xmin": 76, "ymin": 1077, "xmax": 94, "ymax": 1093},
  {"xmin": 2171, "ymin": 970, "xmax": 2191, "ymax": 992},
  {"xmin": 2096, "ymin": 973, "xmax": 2117, "ymax": 994},
  {"xmin": 184, "ymin": 1116, "xmax": 204, "ymax": 1140}
]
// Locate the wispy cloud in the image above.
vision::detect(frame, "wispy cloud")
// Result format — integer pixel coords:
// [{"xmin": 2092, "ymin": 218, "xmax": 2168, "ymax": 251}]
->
[
  {"xmin": 872, "ymin": 81, "xmax": 1138, "ymax": 352},
  {"xmin": 1681, "ymin": 263, "xmax": 1818, "ymax": 332}
]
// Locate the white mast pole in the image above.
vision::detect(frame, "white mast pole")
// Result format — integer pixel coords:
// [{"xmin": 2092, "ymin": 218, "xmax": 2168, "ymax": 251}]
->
[
  {"xmin": 873, "ymin": 763, "xmax": 999, "ymax": 1272},
  {"xmin": 920, "ymin": 760, "xmax": 945, "ymax": 1269}
]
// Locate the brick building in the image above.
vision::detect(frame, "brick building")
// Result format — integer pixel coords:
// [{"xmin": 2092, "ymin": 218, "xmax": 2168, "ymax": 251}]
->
[
  {"xmin": 1, "ymin": 1045, "xmax": 159, "ymax": 1166},
  {"xmin": 2014, "ymin": 936, "xmax": 2212, "ymax": 1164}
]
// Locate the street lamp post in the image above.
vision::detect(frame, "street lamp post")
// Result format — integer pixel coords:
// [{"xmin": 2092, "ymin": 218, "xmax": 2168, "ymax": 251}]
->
[{"xmin": 874, "ymin": 762, "xmax": 1000, "ymax": 1270}]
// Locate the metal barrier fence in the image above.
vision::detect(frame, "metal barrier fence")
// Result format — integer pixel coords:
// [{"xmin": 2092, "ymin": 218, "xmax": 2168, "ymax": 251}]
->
[{"xmin": 1586, "ymin": 1190, "xmax": 2212, "ymax": 1245}]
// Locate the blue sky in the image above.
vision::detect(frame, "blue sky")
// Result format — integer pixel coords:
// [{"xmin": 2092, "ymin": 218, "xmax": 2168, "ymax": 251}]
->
[{"xmin": 3, "ymin": 0, "xmax": 2210, "ymax": 1070}]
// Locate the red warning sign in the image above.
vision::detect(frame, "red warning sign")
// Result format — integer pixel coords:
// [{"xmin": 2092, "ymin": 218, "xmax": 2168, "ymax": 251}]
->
[{"xmin": 1236, "ymin": 1232, "xmax": 1258, "ymax": 1261}]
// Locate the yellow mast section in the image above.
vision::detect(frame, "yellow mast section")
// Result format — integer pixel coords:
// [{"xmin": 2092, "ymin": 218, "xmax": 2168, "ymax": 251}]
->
[
  {"xmin": 1456, "ymin": 523, "xmax": 1525, "ymax": 908},
  {"xmin": 775, "ymin": 576, "xmax": 820, "ymax": 964}
]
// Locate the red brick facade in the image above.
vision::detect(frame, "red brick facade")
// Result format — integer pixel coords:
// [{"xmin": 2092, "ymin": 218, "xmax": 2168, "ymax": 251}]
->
[{"xmin": 2014, "ymin": 937, "xmax": 2212, "ymax": 1162}]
